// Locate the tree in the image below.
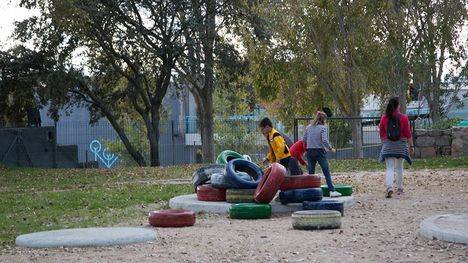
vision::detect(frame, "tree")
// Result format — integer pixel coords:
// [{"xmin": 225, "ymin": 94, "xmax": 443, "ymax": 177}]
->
[
  {"xmin": 0, "ymin": 46, "xmax": 51, "ymax": 125},
  {"xmin": 175, "ymin": 0, "xmax": 248, "ymax": 162},
  {"xmin": 371, "ymin": 0, "xmax": 421, "ymax": 113},
  {"xmin": 248, "ymin": 0, "xmax": 384, "ymax": 157},
  {"xmin": 17, "ymin": 0, "xmax": 193, "ymax": 166},
  {"xmin": 411, "ymin": 0, "xmax": 467, "ymax": 122}
]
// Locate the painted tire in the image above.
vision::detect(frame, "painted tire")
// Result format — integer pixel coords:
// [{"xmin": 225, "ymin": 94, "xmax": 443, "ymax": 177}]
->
[
  {"xmin": 229, "ymin": 203, "xmax": 272, "ymax": 219},
  {"xmin": 254, "ymin": 163, "xmax": 286, "ymax": 204},
  {"xmin": 321, "ymin": 184, "xmax": 353, "ymax": 197},
  {"xmin": 279, "ymin": 175, "xmax": 321, "ymax": 190},
  {"xmin": 292, "ymin": 210, "xmax": 341, "ymax": 230},
  {"xmin": 226, "ymin": 159, "xmax": 264, "ymax": 189},
  {"xmin": 192, "ymin": 164, "xmax": 225, "ymax": 191},
  {"xmin": 226, "ymin": 189, "xmax": 256, "ymax": 203},
  {"xmin": 216, "ymin": 150, "xmax": 245, "ymax": 165},
  {"xmin": 148, "ymin": 209, "xmax": 196, "ymax": 227},
  {"xmin": 210, "ymin": 173, "xmax": 236, "ymax": 189},
  {"xmin": 196, "ymin": 184, "xmax": 226, "ymax": 201},
  {"xmin": 242, "ymin": 155, "xmax": 252, "ymax": 162},
  {"xmin": 279, "ymin": 188, "xmax": 323, "ymax": 204},
  {"xmin": 303, "ymin": 200, "xmax": 345, "ymax": 216}
]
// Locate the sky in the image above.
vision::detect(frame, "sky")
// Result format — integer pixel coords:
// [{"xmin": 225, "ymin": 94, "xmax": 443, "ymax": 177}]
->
[{"xmin": 0, "ymin": 0, "xmax": 37, "ymax": 50}]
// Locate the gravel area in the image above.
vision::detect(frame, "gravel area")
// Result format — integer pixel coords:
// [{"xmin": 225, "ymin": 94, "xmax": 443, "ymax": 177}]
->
[{"xmin": 1, "ymin": 168, "xmax": 467, "ymax": 263}]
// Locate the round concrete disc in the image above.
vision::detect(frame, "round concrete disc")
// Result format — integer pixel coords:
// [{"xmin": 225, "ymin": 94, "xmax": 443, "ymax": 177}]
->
[
  {"xmin": 16, "ymin": 227, "xmax": 156, "ymax": 248},
  {"xmin": 420, "ymin": 213, "xmax": 468, "ymax": 245},
  {"xmin": 169, "ymin": 194, "xmax": 355, "ymax": 214}
]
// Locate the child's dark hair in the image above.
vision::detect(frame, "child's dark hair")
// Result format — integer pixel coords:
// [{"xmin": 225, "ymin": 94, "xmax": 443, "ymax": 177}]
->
[
  {"xmin": 385, "ymin": 97, "xmax": 399, "ymax": 117},
  {"xmin": 259, "ymin": 117, "xmax": 273, "ymax": 128}
]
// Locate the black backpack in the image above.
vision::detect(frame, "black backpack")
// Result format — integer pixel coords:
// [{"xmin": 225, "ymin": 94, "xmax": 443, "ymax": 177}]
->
[{"xmin": 387, "ymin": 115, "xmax": 401, "ymax": 141}]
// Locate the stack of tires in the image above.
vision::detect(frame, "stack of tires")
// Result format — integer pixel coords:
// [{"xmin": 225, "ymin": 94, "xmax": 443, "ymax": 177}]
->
[
  {"xmin": 192, "ymin": 150, "xmax": 270, "ymax": 219},
  {"xmin": 277, "ymin": 174, "xmax": 323, "ymax": 205},
  {"xmin": 293, "ymin": 185, "xmax": 353, "ymax": 231},
  {"xmin": 299, "ymin": 184, "xmax": 353, "ymax": 217},
  {"xmin": 215, "ymin": 150, "xmax": 274, "ymax": 220}
]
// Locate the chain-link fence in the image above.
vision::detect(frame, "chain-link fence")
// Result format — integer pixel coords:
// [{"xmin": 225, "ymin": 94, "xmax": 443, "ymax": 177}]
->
[
  {"xmin": 0, "ymin": 119, "xmax": 284, "ymax": 168},
  {"xmin": 294, "ymin": 117, "xmax": 383, "ymax": 159},
  {"xmin": 1, "ymin": 116, "xmax": 424, "ymax": 168}
]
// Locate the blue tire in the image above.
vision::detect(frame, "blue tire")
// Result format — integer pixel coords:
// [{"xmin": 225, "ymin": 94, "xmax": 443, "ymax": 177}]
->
[
  {"xmin": 226, "ymin": 159, "xmax": 263, "ymax": 189},
  {"xmin": 302, "ymin": 200, "xmax": 345, "ymax": 216},
  {"xmin": 279, "ymin": 188, "xmax": 323, "ymax": 204}
]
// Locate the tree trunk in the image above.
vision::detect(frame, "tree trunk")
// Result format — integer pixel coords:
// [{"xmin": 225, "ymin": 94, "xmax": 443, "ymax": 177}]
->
[
  {"xmin": 147, "ymin": 108, "xmax": 161, "ymax": 166},
  {"xmin": 147, "ymin": 117, "xmax": 161, "ymax": 166},
  {"xmin": 200, "ymin": 90, "xmax": 215, "ymax": 163},
  {"xmin": 351, "ymin": 119, "xmax": 364, "ymax": 158},
  {"xmin": 198, "ymin": 0, "xmax": 216, "ymax": 163},
  {"xmin": 428, "ymin": 95, "xmax": 441, "ymax": 123},
  {"xmin": 193, "ymin": 88, "xmax": 215, "ymax": 163},
  {"xmin": 106, "ymin": 114, "xmax": 147, "ymax": 166},
  {"xmin": 398, "ymin": 88, "xmax": 407, "ymax": 114}
]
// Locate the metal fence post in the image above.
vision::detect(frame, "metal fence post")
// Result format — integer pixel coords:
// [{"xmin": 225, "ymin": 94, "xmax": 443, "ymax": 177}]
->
[
  {"xmin": 171, "ymin": 120, "xmax": 175, "ymax": 166},
  {"xmin": 53, "ymin": 122, "xmax": 57, "ymax": 168},
  {"xmin": 293, "ymin": 118, "xmax": 298, "ymax": 142}
]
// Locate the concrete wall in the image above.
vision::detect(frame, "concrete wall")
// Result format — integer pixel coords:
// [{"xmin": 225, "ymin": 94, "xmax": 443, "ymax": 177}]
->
[
  {"xmin": 452, "ymin": 127, "xmax": 468, "ymax": 156},
  {"xmin": 414, "ymin": 127, "xmax": 468, "ymax": 158},
  {"xmin": 0, "ymin": 127, "xmax": 80, "ymax": 168}
]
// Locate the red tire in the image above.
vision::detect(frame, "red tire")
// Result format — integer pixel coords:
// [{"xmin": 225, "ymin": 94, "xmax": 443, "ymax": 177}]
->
[
  {"xmin": 148, "ymin": 209, "xmax": 196, "ymax": 227},
  {"xmin": 279, "ymin": 175, "xmax": 321, "ymax": 191},
  {"xmin": 196, "ymin": 184, "xmax": 226, "ymax": 201},
  {"xmin": 254, "ymin": 163, "xmax": 286, "ymax": 204}
]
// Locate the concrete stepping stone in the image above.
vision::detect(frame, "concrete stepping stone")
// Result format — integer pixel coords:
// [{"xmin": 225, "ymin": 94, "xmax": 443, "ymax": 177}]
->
[
  {"xmin": 420, "ymin": 213, "xmax": 468, "ymax": 245},
  {"xmin": 16, "ymin": 227, "xmax": 156, "ymax": 248},
  {"xmin": 169, "ymin": 194, "xmax": 355, "ymax": 214}
]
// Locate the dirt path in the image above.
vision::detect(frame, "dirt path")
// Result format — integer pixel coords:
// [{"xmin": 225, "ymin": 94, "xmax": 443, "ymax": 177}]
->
[{"xmin": 1, "ymin": 169, "xmax": 467, "ymax": 263}]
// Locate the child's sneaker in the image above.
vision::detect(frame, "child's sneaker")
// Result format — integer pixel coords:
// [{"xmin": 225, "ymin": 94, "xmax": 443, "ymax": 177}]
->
[
  {"xmin": 396, "ymin": 188, "xmax": 404, "ymax": 197},
  {"xmin": 385, "ymin": 188, "xmax": 393, "ymax": 198},
  {"xmin": 330, "ymin": 191, "xmax": 342, "ymax": 197}
]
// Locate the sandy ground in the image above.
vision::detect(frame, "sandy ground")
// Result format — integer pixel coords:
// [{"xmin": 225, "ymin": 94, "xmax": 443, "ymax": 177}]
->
[{"xmin": 1, "ymin": 168, "xmax": 467, "ymax": 263}]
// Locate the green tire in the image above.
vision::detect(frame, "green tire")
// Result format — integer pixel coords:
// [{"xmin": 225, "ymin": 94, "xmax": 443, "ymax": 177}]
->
[
  {"xmin": 292, "ymin": 210, "xmax": 341, "ymax": 230},
  {"xmin": 216, "ymin": 150, "xmax": 244, "ymax": 165},
  {"xmin": 226, "ymin": 189, "xmax": 256, "ymax": 203},
  {"xmin": 321, "ymin": 184, "xmax": 353, "ymax": 197},
  {"xmin": 229, "ymin": 203, "xmax": 272, "ymax": 219}
]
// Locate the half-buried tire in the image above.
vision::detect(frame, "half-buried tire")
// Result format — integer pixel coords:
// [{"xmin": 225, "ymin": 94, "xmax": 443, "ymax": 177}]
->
[
  {"xmin": 226, "ymin": 189, "xmax": 255, "ymax": 203},
  {"xmin": 280, "ymin": 175, "xmax": 321, "ymax": 190},
  {"xmin": 216, "ymin": 150, "xmax": 245, "ymax": 165},
  {"xmin": 149, "ymin": 209, "xmax": 196, "ymax": 227},
  {"xmin": 254, "ymin": 163, "xmax": 286, "ymax": 203},
  {"xmin": 292, "ymin": 210, "xmax": 341, "ymax": 230},
  {"xmin": 226, "ymin": 159, "xmax": 263, "ymax": 189},
  {"xmin": 279, "ymin": 188, "xmax": 323, "ymax": 204},
  {"xmin": 321, "ymin": 184, "xmax": 353, "ymax": 197},
  {"xmin": 302, "ymin": 200, "xmax": 344, "ymax": 216},
  {"xmin": 196, "ymin": 184, "xmax": 226, "ymax": 201},
  {"xmin": 192, "ymin": 164, "xmax": 225, "ymax": 191},
  {"xmin": 229, "ymin": 203, "xmax": 272, "ymax": 219}
]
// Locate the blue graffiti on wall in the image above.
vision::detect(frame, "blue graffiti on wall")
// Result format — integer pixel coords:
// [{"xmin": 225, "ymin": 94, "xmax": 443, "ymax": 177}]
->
[{"xmin": 89, "ymin": 140, "xmax": 119, "ymax": 168}]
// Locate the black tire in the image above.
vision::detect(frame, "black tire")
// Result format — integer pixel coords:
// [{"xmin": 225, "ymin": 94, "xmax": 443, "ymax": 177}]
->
[
  {"xmin": 192, "ymin": 164, "xmax": 225, "ymax": 191},
  {"xmin": 210, "ymin": 173, "xmax": 237, "ymax": 189}
]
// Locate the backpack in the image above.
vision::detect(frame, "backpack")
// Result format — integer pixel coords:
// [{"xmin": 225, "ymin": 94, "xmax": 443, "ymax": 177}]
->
[
  {"xmin": 278, "ymin": 131, "xmax": 293, "ymax": 147},
  {"xmin": 387, "ymin": 115, "xmax": 401, "ymax": 141}
]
